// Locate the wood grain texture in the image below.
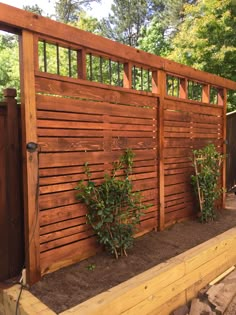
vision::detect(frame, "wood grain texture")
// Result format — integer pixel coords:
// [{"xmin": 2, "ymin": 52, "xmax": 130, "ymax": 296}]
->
[
  {"xmin": 19, "ymin": 31, "xmax": 41, "ymax": 284},
  {"xmin": 0, "ymin": 3, "xmax": 235, "ymax": 89}
]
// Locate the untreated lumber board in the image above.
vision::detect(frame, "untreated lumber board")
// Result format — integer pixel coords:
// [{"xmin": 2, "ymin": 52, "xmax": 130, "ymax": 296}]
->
[{"xmin": 59, "ymin": 228, "xmax": 236, "ymax": 315}]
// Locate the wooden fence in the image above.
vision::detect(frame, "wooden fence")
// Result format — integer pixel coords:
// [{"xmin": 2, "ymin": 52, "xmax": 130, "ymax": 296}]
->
[
  {"xmin": 0, "ymin": 3, "xmax": 235, "ymax": 284},
  {"xmin": 226, "ymin": 110, "xmax": 236, "ymax": 192},
  {"xmin": 0, "ymin": 89, "xmax": 24, "ymax": 281}
]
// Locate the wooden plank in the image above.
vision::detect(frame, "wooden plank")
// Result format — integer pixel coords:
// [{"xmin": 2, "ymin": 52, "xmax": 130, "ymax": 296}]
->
[
  {"xmin": 38, "ymin": 137, "xmax": 104, "ymax": 152},
  {"xmin": 40, "ymin": 229, "xmax": 95, "ymax": 253},
  {"xmin": 39, "ymin": 150, "xmax": 156, "ymax": 168},
  {"xmin": 37, "ymin": 128, "xmax": 154, "ymax": 138},
  {"xmin": 164, "ymin": 99, "xmax": 223, "ymax": 116},
  {"xmin": 19, "ymin": 30, "xmax": 41, "ymax": 284},
  {"xmin": 40, "ymin": 223, "xmax": 92, "ymax": 244},
  {"xmin": 39, "ymin": 190, "xmax": 77, "ymax": 210},
  {"xmin": 0, "ymin": 3, "xmax": 236, "ymax": 89},
  {"xmin": 37, "ymin": 110, "xmax": 154, "ymax": 126},
  {"xmin": 37, "ymin": 119, "xmax": 154, "ymax": 131},
  {"xmin": 35, "ymin": 74, "xmax": 157, "ymax": 108},
  {"xmin": 165, "ymin": 183, "xmax": 192, "ymax": 196},
  {"xmin": 36, "ymin": 94, "xmax": 155, "ymax": 119},
  {"xmin": 40, "ymin": 236, "xmax": 100, "ymax": 275},
  {"xmin": 158, "ymin": 71, "xmax": 165, "ymax": 230},
  {"xmin": 39, "ymin": 204, "xmax": 87, "ymax": 226},
  {"xmin": 39, "ymin": 172, "xmax": 157, "ymax": 194}
]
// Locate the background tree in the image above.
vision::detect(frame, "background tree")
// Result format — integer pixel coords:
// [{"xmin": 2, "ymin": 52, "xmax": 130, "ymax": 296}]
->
[
  {"xmin": 54, "ymin": 0, "xmax": 101, "ymax": 23},
  {"xmin": 138, "ymin": 0, "xmax": 197, "ymax": 55},
  {"xmin": 100, "ymin": 0, "xmax": 152, "ymax": 47},
  {"xmin": 167, "ymin": 0, "xmax": 236, "ymax": 110},
  {"xmin": 0, "ymin": 34, "xmax": 20, "ymax": 100},
  {"xmin": 23, "ymin": 4, "xmax": 43, "ymax": 15}
]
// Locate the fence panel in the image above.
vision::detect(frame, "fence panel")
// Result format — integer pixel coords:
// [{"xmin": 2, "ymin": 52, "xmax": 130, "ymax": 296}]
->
[
  {"xmin": 35, "ymin": 74, "xmax": 159, "ymax": 274},
  {"xmin": 164, "ymin": 97, "xmax": 224, "ymax": 226}
]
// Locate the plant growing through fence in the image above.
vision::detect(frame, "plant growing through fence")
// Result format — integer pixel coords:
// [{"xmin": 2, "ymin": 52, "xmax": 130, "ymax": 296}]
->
[
  {"xmin": 191, "ymin": 144, "xmax": 224, "ymax": 223},
  {"xmin": 75, "ymin": 149, "xmax": 147, "ymax": 259}
]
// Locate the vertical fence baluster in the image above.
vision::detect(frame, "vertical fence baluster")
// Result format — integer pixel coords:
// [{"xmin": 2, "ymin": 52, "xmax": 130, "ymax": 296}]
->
[
  {"xmin": 99, "ymin": 56, "xmax": 103, "ymax": 83},
  {"xmin": 109, "ymin": 59, "xmax": 112, "ymax": 85},
  {"xmin": 43, "ymin": 40, "xmax": 47, "ymax": 72},
  {"xmin": 141, "ymin": 67, "xmax": 143, "ymax": 91},
  {"xmin": 89, "ymin": 53, "xmax": 93, "ymax": 81},
  {"xmin": 56, "ymin": 44, "xmax": 60, "ymax": 75},
  {"xmin": 68, "ymin": 48, "xmax": 72, "ymax": 77},
  {"xmin": 177, "ymin": 77, "xmax": 180, "ymax": 97},
  {"xmin": 117, "ymin": 61, "xmax": 120, "ymax": 86},
  {"xmin": 133, "ymin": 66, "xmax": 136, "ymax": 89},
  {"xmin": 148, "ymin": 70, "xmax": 150, "ymax": 91}
]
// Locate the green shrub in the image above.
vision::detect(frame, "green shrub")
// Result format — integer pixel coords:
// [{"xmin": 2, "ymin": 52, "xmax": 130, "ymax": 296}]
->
[
  {"xmin": 75, "ymin": 149, "xmax": 147, "ymax": 258},
  {"xmin": 191, "ymin": 144, "xmax": 224, "ymax": 222}
]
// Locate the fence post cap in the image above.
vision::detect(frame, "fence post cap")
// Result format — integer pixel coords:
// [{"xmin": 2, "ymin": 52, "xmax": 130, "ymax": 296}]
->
[{"xmin": 3, "ymin": 88, "xmax": 17, "ymax": 98}]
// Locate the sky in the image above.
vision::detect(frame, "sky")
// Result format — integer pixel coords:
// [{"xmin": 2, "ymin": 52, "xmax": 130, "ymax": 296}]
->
[{"xmin": 0, "ymin": 0, "xmax": 113, "ymax": 19}]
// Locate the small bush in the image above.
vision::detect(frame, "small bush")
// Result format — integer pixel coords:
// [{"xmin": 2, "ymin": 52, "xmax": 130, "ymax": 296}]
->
[
  {"xmin": 191, "ymin": 144, "xmax": 224, "ymax": 222},
  {"xmin": 75, "ymin": 149, "xmax": 147, "ymax": 258}
]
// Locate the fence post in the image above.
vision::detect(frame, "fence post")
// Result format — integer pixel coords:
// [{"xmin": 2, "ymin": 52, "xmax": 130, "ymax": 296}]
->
[
  {"xmin": 4, "ymin": 88, "xmax": 24, "ymax": 278},
  {"xmin": 154, "ymin": 70, "xmax": 166, "ymax": 231},
  {"xmin": 19, "ymin": 30, "xmax": 41, "ymax": 284},
  {"xmin": 221, "ymin": 88, "xmax": 227, "ymax": 208}
]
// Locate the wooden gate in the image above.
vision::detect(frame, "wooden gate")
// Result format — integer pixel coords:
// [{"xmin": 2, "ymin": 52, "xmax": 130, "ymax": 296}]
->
[{"xmin": 0, "ymin": 89, "xmax": 24, "ymax": 281}]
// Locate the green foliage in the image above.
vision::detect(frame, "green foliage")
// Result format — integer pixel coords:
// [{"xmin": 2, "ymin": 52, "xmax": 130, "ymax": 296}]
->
[
  {"xmin": 23, "ymin": 4, "xmax": 43, "ymax": 15},
  {"xmin": 86, "ymin": 263, "xmax": 96, "ymax": 271},
  {"xmin": 168, "ymin": 0, "xmax": 236, "ymax": 110},
  {"xmin": 55, "ymin": 0, "xmax": 101, "ymax": 23},
  {"xmin": 191, "ymin": 144, "xmax": 224, "ymax": 223},
  {"xmin": 138, "ymin": 16, "xmax": 171, "ymax": 56},
  {"xmin": 0, "ymin": 34, "xmax": 20, "ymax": 100},
  {"xmin": 75, "ymin": 149, "xmax": 147, "ymax": 258},
  {"xmin": 100, "ymin": 0, "xmax": 151, "ymax": 46}
]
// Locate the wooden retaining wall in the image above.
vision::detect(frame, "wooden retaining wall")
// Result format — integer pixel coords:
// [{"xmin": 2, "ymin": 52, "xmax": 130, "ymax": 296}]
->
[
  {"xmin": 0, "ymin": 3, "xmax": 235, "ymax": 284},
  {"xmin": 61, "ymin": 227, "xmax": 236, "ymax": 315},
  {"xmin": 1, "ymin": 228, "xmax": 235, "ymax": 315}
]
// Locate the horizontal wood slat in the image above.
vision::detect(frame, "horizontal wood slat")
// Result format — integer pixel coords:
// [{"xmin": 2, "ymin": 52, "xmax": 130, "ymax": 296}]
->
[
  {"xmin": 163, "ymin": 98, "xmax": 224, "ymax": 226},
  {"xmin": 36, "ymin": 81, "xmax": 159, "ymax": 274}
]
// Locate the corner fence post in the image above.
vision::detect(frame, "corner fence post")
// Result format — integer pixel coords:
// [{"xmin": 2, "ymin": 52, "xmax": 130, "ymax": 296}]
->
[
  {"xmin": 4, "ymin": 88, "xmax": 24, "ymax": 278},
  {"xmin": 19, "ymin": 30, "xmax": 41, "ymax": 285}
]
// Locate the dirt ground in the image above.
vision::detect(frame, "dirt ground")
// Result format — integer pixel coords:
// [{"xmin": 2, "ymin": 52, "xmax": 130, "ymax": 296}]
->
[{"xmin": 30, "ymin": 194, "xmax": 236, "ymax": 314}]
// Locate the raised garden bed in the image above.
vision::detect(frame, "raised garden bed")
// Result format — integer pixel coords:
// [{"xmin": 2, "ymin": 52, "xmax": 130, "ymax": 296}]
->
[{"xmin": 28, "ymin": 196, "xmax": 236, "ymax": 314}]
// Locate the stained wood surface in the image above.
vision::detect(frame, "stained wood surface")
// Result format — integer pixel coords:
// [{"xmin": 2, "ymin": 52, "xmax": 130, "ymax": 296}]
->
[
  {"xmin": 0, "ymin": 92, "xmax": 24, "ymax": 281},
  {"xmin": 20, "ymin": 31, "xmax": 41, "ymax": 284},
  {"xmin": 163, "ymin": 97, "xmax": 224, "ymax": 226},
  {"xmin": 0, "ymin": 2, "xmax": 231, "ymax": 283},
  {"xmin": 36, "ymin": 78, "xmax": 159, "ymax": 274},
  {"xmin": 0, "ymin": 3, "xmax": 236, "ymax": 89}
]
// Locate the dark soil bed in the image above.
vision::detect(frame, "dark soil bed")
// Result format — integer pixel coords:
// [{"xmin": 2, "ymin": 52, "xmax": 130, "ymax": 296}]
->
[{"xmin": 30, "ymin": 194, "xmax": 236, "ymax": 314}]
